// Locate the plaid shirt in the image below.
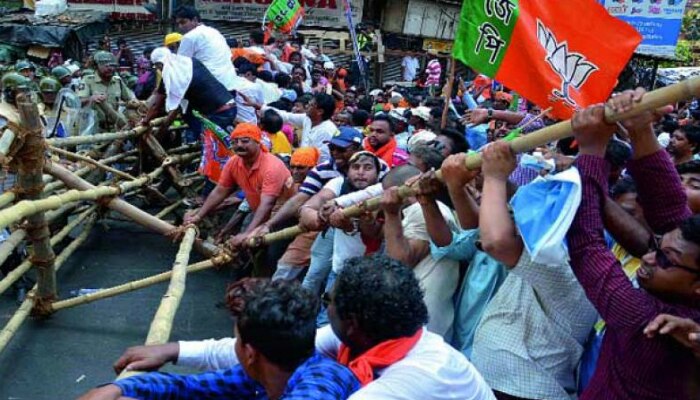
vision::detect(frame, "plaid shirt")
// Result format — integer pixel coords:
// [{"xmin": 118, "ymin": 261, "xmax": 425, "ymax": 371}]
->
[{"xmin": 115, "ymin": 352, "xmax": 360, "ymax": 400}]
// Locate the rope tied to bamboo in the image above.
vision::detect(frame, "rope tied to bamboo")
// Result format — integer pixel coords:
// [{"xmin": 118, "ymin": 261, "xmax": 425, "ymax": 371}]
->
[
  {"xmin": 29, "ymin": 254, "xmax": 56, "ymax": 268},
  {"xmin": 10, "ymin": 182, "xmax": 45, "ymax": 198}
]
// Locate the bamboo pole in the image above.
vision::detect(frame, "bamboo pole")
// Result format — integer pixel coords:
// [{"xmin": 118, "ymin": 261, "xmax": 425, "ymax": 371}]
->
[
  {"xmin": 254, "ymin": 76, "xmax": 700, "ymax": 246},
  {"xmin": 0, "ymin": 202, "xmax": 77, "ymax": 269},
  {"xmin": 153, "ymin": 182, "xmax": 205, "ymax": 220},
  {"xmin": 48, "ymin": 146, "xmax": 137, "ymax": 181},
  {"xmin": 441, "ymin": 58, "xmax": 456, "ymax": 129},
  {"xmin": 0, "ymin": 192, "xmax": 15, "ymax": 209},
  {"xmin": 0, "ymin": 205, "xmax": 98, "ymax": 296},
  {"xmin": 45, "ymin": 117, "xmax": 167, "ymax": 148},
  {"xmin": 44, "ymin": 163, "xmax": 221, "ymax": 258},
  {"xmin": 0, "ymin": 216, "xmax": 95, "ymax": 355},
  {"xmin": 43, "ymin": 149, "xmax": 140, "ymax": 194},
  {"xmin": 50, "ymin": 258, "xmax": 220, "ymax": 312}
]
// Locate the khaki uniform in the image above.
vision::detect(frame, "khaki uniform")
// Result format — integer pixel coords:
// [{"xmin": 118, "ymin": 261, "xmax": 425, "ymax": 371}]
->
[{"xmin": 76, "ymin": 74, "xmax": 135, "ymax": 132}]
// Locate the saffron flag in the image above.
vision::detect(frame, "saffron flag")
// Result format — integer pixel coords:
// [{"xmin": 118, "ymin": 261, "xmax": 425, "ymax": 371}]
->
[
  {"xmin": 453, "ymin": 0, "xmax": 642, "ymax": 119},
  {"xmin": 265, "ymin": 0, "xmax": 304, "ymax": 34}
]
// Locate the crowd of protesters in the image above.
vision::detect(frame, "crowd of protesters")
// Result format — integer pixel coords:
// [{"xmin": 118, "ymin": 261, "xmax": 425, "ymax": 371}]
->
[{"xmin": 1, "ymin": 4, "xmax": 699, "ymax": 400}]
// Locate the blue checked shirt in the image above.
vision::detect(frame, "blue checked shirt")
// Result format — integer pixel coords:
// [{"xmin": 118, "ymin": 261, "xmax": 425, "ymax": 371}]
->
[{"xmin": 114, "ymin": 352, "xmax": 360, "ymax": 400}]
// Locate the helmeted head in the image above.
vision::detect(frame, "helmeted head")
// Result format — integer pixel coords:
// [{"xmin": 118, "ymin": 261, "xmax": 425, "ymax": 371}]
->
[
  {"xmin": 15, "ymin": 60, "xmax": 35, "ymax": 80},
  {"xmin": 92, "ymin": 51, "xmax": 117, "ymax": 81},
  {"xmin": 39, "ymin": 76, "xmax": 61, "ymax": 105},
  {"xmin": 1, "ymin": 72, "xmax": 30, "ymax": 104},
  {"xmin": 51, "ymin": 66, "xmax": 72, "ymax": 85}
]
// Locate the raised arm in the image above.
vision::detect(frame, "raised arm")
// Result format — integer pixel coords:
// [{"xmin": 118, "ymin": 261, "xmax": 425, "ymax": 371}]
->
[
  {"xmin": 381, "ymin": 187, "xmax": 429, "ymax": 267},
  {"xmin": 413, "ymin": 172, "xmax": 454, "ymax": 247},
  {"xmin": 479, "ymin": 141, "xmax": 523, "ymax": 267},
  {"xmin": 441, "ymin": 154, "xmax": 480, "ymax": 230}
]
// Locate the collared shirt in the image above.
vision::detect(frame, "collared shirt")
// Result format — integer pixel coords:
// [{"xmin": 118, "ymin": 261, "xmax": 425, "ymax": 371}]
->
[
  {"xmin": 568, "ymin": 151, "xmax": 700, "ymax": 400},
  {"xmin": 178, "ymin": 24, "xmax": 237, "ymax": 91},
  {"xmin": 471, "ymin": 250, "xmax": 598, "ymax": 400},
  {"xmin": 218, "ymin": 152, "xmax": 290, "ymax": 211},
  {"xmin": 430, "ymin": 228, "xmax": 508, "ymax": 358},
  {"xmin": 114, "ymin": 352, "xmax": 360, "ymax": 400},
  {"xmin": 263, "ymin": 106, "xmax": 338, "ymax": 164},
  {"xmin": 177, "ymin": 327, "xmax": 496, "ymax": 400}
]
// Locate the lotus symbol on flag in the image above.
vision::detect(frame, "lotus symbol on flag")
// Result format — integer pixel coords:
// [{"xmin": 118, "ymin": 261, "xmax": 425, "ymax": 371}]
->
[{"xmin": 536, "ymin": 20, "xmax": 598, "ymax": 108}]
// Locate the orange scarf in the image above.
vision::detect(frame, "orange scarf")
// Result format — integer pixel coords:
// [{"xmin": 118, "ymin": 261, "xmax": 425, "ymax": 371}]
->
[
  {"xmin": 364, "ymin": 137, "xmax": 398, "ymax": 167},
  {"xmin": 337, "ymin": 329, "xmax": 422, "ymax": 386}
]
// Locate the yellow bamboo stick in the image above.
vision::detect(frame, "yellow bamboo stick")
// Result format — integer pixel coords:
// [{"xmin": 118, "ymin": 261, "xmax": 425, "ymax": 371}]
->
[
  {"xmin": 255, "ymin": 76, "xmax": 700, "ymax": 246},
  {"xmin": 48, "ymin": 146, "xmax": 137, "ymax": 181},
  {"xmin": 0, "ymin": 205, "xmax": 97, "ymax": 296},
  {"xmin": 0, "ymin": 192, "xmax": 15, "ymax": 209},
  {"xmin": 0, "ymin": 217, "xmax": 95, "ymax": 355},
  {"xmin": 45, "ymin": 117, "xmax": 167, "ymax": 148}
]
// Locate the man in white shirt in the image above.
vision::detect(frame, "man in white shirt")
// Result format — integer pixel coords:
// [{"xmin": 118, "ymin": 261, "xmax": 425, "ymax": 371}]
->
[
  {"xmin": 235, "ymin": 62, "xmax": 265, "ymax": 124},
  {"xmin": 401, "ymin": 55, "xmax": 419, "ymax": 82},
  {"xmin": 263, "ymin": 92, "xmax": 338, "ymax": 163},
  {"xmin": 174, "ymin": 6, "xmax": 237, "ymax": 92},
  {"xmin": 112, "ymin": 254, "xmax": 496, "ymax": 400}
]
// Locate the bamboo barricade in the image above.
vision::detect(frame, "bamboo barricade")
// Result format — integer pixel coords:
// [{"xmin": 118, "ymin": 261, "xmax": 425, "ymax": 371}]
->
[
  {"xmin": 0, "ymin": 216, "xmax": 95, "ymax": 355},
  {"xmin": 45, "ymin": 116, "xmax": 167, "ymax": 148},
  {"xmin": 252, "ymin": 76, "xmax": 700, "ymax": 246},
  {"xmin": 0, "ymin": 168, "xmax": 161, "ymax": 231},
  {"xmin": 48, "ymin": 146, "xmax": 137, "ymax": 181},
  {"xmin": 0, "ymin": 192, "xmax": 15, "ymax": 209},
  {"xmin": 0, "ymin": 202, "xmax": 78, "ymax": 269},
  {"xmin": 42, "ymin": 149, "xmax": 140, "ymax": 194},
  {"xmin": 50, "ymin": 255, "xmax": 228, "ymax": 312},
  {"xmin": 45, "ymin": 163, "xmax": 221, "ymax": 258},
  {"xmin": 0, "ymin": 205, "xmax": 98, "ymax": 296}
]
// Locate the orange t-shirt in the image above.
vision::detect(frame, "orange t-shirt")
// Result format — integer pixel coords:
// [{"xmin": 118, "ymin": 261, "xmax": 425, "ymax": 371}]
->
[{"xmin": 218, "ymin": 152, "xmax": 291, "ymax": 211}]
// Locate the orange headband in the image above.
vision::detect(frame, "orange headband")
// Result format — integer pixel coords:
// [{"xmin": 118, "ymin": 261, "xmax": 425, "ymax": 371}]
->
[
  {"xmin": 290, "ymin": 147, "xmax": 320, "ymax": 167},
  {"xmin": 231, "ymin": 123, "xmax": 263, "ymax": 143}
]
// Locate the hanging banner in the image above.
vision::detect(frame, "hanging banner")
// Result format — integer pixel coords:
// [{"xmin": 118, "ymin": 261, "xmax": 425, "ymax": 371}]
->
[
  {"xmin": 195, "ymin": 0, "xmax": 362, "ymax": 28},
  {"xmin": 599, "ymin": 0, "xmax": 689, "ymax": 58}
]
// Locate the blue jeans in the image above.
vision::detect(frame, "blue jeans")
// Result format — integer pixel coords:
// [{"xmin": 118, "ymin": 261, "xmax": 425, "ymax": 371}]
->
[{"xmin": 301, "ymin": 228, "xmax": 334, "ymax": 296}]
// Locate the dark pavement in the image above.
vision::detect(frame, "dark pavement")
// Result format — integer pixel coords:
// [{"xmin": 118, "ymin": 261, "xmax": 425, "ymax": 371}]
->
[{"xmin": 0, "ymin": 215, "xmax": 235, "ymax": 400}]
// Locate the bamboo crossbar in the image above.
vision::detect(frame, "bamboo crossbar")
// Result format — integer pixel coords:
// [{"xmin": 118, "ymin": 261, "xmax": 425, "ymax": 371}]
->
[
  {"xmin": 43, "ymin": 149, "xmax": 140, "ymax": 194},
  {"xmin": 0, "ymin": 206, "xmax": 97, "ymax": 296},
  {"xmin": 0, "ymin": 192, "xmax": 15, "ymax": 209},
  {"xmin": 50, "ymin": 259, "xmax": 216, "ymax": 312},
  {"xmin": 45, "ymin": 117, "xmax": 167, "ymax": 148},
  {"xmin": 0, "ymin": 217, "xmax": 95, "ymax": 355},
  {"xmin": 254, "ymin": 76, "xmax": 700, "ymax": 246},
  {"xmin": 48, "ymin": 146, "xmax": 137, "ymax": 181}
]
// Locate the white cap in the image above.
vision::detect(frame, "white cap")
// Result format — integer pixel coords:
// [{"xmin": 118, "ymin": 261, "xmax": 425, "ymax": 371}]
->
[
  {"xmin": 412, "ymin": 106, "xmax": 432, "ymax": 121},
  {"xmin": 323, "ymin": 61, "xmax": 335, "ymax": 70},
  {"xmin": 408, "ymin": 130, "xmax": 436, "ymax": 153}
]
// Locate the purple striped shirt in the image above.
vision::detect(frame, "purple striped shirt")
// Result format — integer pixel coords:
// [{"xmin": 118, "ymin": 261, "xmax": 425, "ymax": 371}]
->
[{"xmin": 568, "ymin": 151, "xmax": 700, "ymax": 400}]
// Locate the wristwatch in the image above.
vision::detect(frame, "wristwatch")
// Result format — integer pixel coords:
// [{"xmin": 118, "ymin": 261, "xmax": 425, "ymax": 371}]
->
[{"xmin": 487, "ymin": 108, "xmax": 494, "ymax": 120}]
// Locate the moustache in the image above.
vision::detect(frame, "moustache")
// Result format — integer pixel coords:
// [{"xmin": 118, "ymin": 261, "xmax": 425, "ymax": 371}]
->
[{"xmin": 234, "ymin": 147, "xmax": 247, "ymax": 152}]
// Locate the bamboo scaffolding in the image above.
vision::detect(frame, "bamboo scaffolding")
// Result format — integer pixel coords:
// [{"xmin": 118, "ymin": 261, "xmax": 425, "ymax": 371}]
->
[
  {"xmin": 0, "ymin": 216, "xmax": 95, "ymax": 355},
  {"xmin": 0, "ymin": 205, "xmax": 97, "ymax": 296},
  {"xmin": 253, "ymin": 76, "xmax": 700, "ymax": 246},
  {"xmin": 45, "ymin": 117, "xmax": 167, "ymax": 148},
  {"xmin": 45, "ymin": 163, "xmax": 221, "ymax": 258},
  {"xmin": 50, "ymin": 257, "xmax": 223, "ymax": 312},
  {"xmin": 0, "ymin": 202, "xmax": 78, "ymax": 269},
  {"xmin": 48, "ymin": 146, "xmax": 137, "ymax": 181}
]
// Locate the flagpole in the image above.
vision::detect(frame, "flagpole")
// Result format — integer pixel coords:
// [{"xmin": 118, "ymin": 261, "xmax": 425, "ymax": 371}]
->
[
  {"xmin": 440, "ymin": 58, "xmax": 456, "ymax": 129},
  {"xmin": 248, "ymin": 75, "xmax": 700, "ymax": 246}
]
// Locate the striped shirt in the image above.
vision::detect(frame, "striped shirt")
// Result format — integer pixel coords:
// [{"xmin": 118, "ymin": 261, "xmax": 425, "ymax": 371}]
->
[
  {"xmin": 299, "ymin": 160, "xmax": 390, "ymax": 197},
  {"xmin": 568, "ymin": 152, "xmax": 700, "ymax": 400}
]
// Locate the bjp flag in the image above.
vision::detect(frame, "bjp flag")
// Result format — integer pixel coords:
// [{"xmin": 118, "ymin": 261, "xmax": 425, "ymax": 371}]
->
[{"xmin": 453, "ymin": 0, "xmax": 642, "ymax": 120}]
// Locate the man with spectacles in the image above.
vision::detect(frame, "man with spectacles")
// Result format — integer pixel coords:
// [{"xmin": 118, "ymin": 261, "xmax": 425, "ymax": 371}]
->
[
  {"xmin": 567, "ymin": 88, "xmax": 700, "ymax": 399},
  {"xmin": 183, "ymin": 123, "xmax": 290, "ymax": 253}
]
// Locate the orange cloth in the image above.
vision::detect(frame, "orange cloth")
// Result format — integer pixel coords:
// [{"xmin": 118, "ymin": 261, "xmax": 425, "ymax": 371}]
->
[
  {"xmin": 364, "ymin": 137, "xmax": 399, "ymax": 167},
  {"xmin": 218, "ymin": 152, "xmax": 290, "ymax": 211},
  {"xmin": 291, "ymin": 147, "xmax": 320, "ymax": 167},
  {"xmin": 337, "ymin": 329, "xmax": 423, "ymax": 387},
  {"xmin": 231, "ymin": 123, "xmax": 267, "ymax": 152},
  {"xmin": 494, "ymin": 91, "xmax": 513, "ymax": 104},
  {"xmin": 199, "ymin": 129, "xmax": 232, "ymax": 183},
  {"xmin": 231, "ymin": 48, "xmax": 266, "ymax": 65}
]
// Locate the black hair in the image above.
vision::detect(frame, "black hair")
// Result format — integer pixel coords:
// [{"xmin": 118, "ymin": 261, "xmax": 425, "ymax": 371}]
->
[
  {"xmin": 314, "ymin": 93, "xmax": 336, "ymax": 121},
  {"xmin": 679, "ymin": 215, "xmax": 700, "ymax": 268},
  {"xmin": 334, "ymin": 255, "xmax": 428, "ymax": 343},
  {"xmin": 439, "ymin": 128, "xmax": 469, "ymax": 155},
  {"xmin": 289, "ymin": 51, "xmax": 302, "ymax": 61},
  {"xmin": 292, "ymin": 65, "xmax": 307, "ymax": 80},
  {"xmin": 238, "ymin": 62, "xmax": 258, "ymax": 77},
  {"xmin": 661, "ymin": 115, "xmax": 679, "ymax": 134},
  {"xmin": 173, "ymin": 5, "xmax": 200, "ymax": 21},
  {"xmin": 357, "ymin": 97, "xmax": 373, "ymax": 113},
  {"xmin": 274, "ymin": 72, "xmax": 291, "ymax": 89},
  {"xmin": 290, "ymin": 83, "xmax": 304, "ymax": 99},
  {"xmin": 296, "ymin": 93, "xmax": 313, "ymax": 106},
  {"xmin": 677, "ymin": 160, "xmax": 700, "ymax": 175},
  {"xmin": 237, "ymin": 280, "xmax": 318, "ymax": 371},
  {"xmin": 680, "ymin": 125, "xmax": 700, "ymax": 153},
  {"xmin": 143, "ymin": 46, "xmax": 155, "ymax": 57},
  {"xmin": 382, "ymin": 164, "xmax": 421, "ymax": 189},
  {"xmin": 117, "ymin": 38, "xmax": 126, "ymax": 46},
  {"xmin": 258, "ymin": 70, "xmax": 274, "ymax": 83},
  {"xmin": 268, "ymin": 99, "xmax": 293, "ymax": 112},
  {"xmin": 233, "ymin": 57, "xmax": 251, "ymax": 69},
  {"xmin": 408, "ymin": 96, "xmax": 421, "ymax": 108},
  {"xmin": 605, "ymin": 139, "xmax": 632, "ymax": 169},
  {"xmin": 410, "ymin": 144, "xmax": 445, "ymax": 171},
  {"xmin": 261, "ymin": 109, "xmax": 284, "ymax": 133},
  {"xmin": 227, "ymin": 38, "xmax": 239, "ymax": 48},
  {"xmin": 250, "ymin": 31, "xmax": 265, "ymax": 45},
  {"xmin": 352, "ymin": 109, "xmax": 369, "ymax": 127},
  {"xmin": 372, "ymin": 114, "xmax": 395, "ymax": 133},
  {"xmin": 610, "ymin": 176, "xmax": 637, "ymax": 199},
  {"xmin": 556, "ymin": 137, "xmax": 579, "ymax": 156}
]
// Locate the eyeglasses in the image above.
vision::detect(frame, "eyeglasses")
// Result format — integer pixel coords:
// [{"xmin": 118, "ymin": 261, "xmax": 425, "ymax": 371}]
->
[
  {"xmin": 651, "ymin": 235, "xmax": 700, "ymax": 276},
  {"xmin": 321, "ymin": 292, "xmax": 332, "ymax": 308}
]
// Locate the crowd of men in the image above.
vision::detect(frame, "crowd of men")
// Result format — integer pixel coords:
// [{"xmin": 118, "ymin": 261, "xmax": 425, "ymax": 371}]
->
[{"xmin": 0, "ymin": 4, "xmax": 699, "ymax": 400}]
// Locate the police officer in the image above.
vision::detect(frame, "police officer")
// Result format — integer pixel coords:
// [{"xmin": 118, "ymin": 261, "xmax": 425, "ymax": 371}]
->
[
  {"xmin": 0, "ymin": 72, "xmax": 28, "ymax": 137},
  {"xmin": 39, "ymin": 76, "xmax": 61, "ymax": 108},
  {"xmin": 51, "ymin": 65, "xmax": 73, "ymax": 88},
  {"xmin": 77, "ymin": 51, "xmax": 136, "ymax": 132}
]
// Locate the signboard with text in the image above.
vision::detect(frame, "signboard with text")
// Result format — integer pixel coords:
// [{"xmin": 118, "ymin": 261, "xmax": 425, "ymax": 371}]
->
[
  {"xmin": 194, "ymin": 0, "xmax": 363, "ymax": 28},
  {"xmin": 600, "ymin": 0, "xmax": 689, "ymax": 58}
]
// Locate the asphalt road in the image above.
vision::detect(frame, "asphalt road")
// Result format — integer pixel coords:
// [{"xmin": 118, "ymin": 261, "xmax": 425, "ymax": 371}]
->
[{"xmin": 0, "ymin": 215, "xmax": 235, "ymax": 400}]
